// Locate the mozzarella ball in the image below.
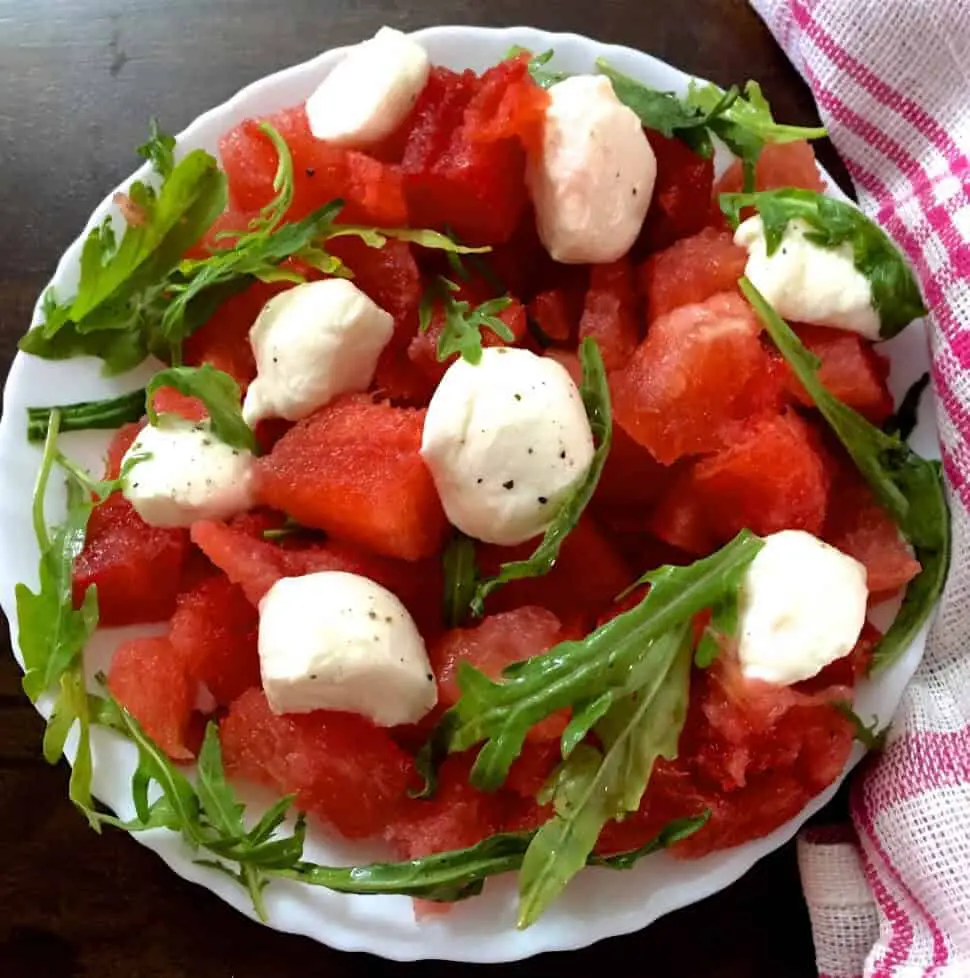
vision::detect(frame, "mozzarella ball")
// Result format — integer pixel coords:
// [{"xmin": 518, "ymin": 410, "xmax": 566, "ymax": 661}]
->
[
  {"xmin": 242, "ymin": 279, "xmax": 394, "ymax": 425},
  {"xmin": 738, "ymin": 530, "xmax": 869, "ymax": 686},
  {"xmin": 735, "ymin": 216, "xmax": 881, "ymax": 340},
  {"xmin": 304, "ymin": 27, "xmax": 430, "ymax": 148},
  {"xmin": 121, "ymin": 420, "xmax": 255, "ymax": 528},
  {"xmin": 258, "ymin": 571, "xmax": 437, "ymax": 726},
  {"xmin": 526, "ymin": 75, "xmax": 657, "ymax": 264},
  {"xmin": 421, "ymin": 347, "xmax": 595, "ymax": 546}
]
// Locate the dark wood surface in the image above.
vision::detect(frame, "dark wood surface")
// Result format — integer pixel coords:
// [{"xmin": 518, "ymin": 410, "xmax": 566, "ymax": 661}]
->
[{"xmin": 0, "ymin": 1, "xmax": 851, "ymax": 975}]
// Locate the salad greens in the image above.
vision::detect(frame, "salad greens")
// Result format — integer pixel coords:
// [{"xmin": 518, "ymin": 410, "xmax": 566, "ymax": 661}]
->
[
  {"xmin": 441, "ymin": 532, "xmax": 479, "ymax": 628},
  {"xmin": 832, "ymin": 701, "xmax": 890, "ymax": 751},
  {"xmin": 884, "ymin": 372, "xmax": 930, "ymax": 442},
  {"xmin": 27, "ymin": 388, "xmax": 147, "ymax": 442},
  {"xmin": 145, "ymin": 364, "xmax": 257, "ymax": 453},
  {"xmin": 21, "ymin": 123, "xmax": 485, "ymax": 374},
  {"xmin": 468, "ymin": 337, "xmax": 612, "ymax": 617},
  {"xmin": 418, "ymin": 276, "xmax": 515, "ymax": 364},
  {"xmin": 425, "ymin": 531, "xmax": 763, "ymax": 795},
  {"xmin": 722, "ymin": 189, "xmax": 927, "ymax": 337},
  {"xmin": 741, "ymin": 278, "xmax": 950, "ymax": 672},
  {"xmin": 16, "ymin": 411, "xmax": 144, "ymax": 827},
  {"xmin": 517, "ymin": 621, "xmax": 693, "ymax": 926}
]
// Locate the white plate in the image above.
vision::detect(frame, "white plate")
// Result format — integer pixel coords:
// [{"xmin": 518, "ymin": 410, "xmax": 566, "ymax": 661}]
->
[{"xmin": 0, "ymin": 24, "xmax": 939, "ymax": 963}]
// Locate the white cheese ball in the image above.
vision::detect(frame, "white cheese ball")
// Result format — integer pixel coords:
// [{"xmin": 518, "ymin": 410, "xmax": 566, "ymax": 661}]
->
[
  {"xmin": 242, "ymin": 279, "xmax": 394, "ymax": 425},
  {"xmin": 735, "ymin": 216, "xmax": 881, "ymax": 340},
  {"xmin": 738, "ymin": 530, "xmax": 869, "ymax": 686},
  {"xmin": 121, "ymin": 420, "xmax": 255, "ymax": 528},
  {"xmin": 258, "ymin": 571, "xmax": 437, "ymax": 726},
  {"xmin": 304, "ymin": 27, "xmax": 430, "ymax": 148},
  {"xmin": 526, "ymin": 75, "xmax": 657, "ymax": 264},
  {"xmin": 421, "ymin": 347, "xmax": 595, "ymax": 546}
]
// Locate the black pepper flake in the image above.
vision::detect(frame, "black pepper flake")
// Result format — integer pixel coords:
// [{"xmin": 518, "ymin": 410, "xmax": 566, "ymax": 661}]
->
[
  {"xmin": 527, "ymin": 448, "xmax": 534, "ymax": 455},
  {"xmin": 426, "ymin": 672, "xmax": 434, "ymax": 682},
  {"xmin": 232, "ymin": 450, "xmax": 240, "ymax": 457},
  {"xmin": 502, "ymin": 479, "xmax": 515, "ymax": 490},
  {"xmin": 538, "ymin": 496, "xmax": 548, "ymax": 505},
  {"xmin": 272, "ymin": 356, "xmax": 279, "ymax": 364},
  {"xmin": 309, "ymin": 673, "xmax": 318, "ymax": 680},
  {"xmin": 560, "ymin": 450, "xmax": 567, "ymax": 460},
  {"xmin": 615, "ymin": 170, "xmax": 621, "ymax": 178},
  {"xmin": 476, "ymin": 477, "xmax": 483, "ymax": 485},
  {"xmin": 201, "ymin": 438, "xmax": 213, "ymax": 447},
  {"xmin": 368, "ymin": 610, "xmax": 378, "ymax": 620},
  {"xmin": 514, "ymin": 393, "xmax": 522, "ymax": 401},
  {"xmin": 385, "ymin": 615, "xmax": 393, "ymax": 624},
  {"xmin": 632, "ymin": 187, "xmax": 638, "ymax": 197},
  {"xmin": 374, "ymin": 635, "xmax": 381, "ymax": 643},
  {"xmin": 306, "ymin": 166, "xmax": 316, "ymax": 177}
]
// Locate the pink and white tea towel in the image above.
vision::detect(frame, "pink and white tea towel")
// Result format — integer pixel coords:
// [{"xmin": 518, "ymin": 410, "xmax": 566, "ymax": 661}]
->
[{"xmin": 749, "ymin": 1, "xmax": 970, "ymax": 975}]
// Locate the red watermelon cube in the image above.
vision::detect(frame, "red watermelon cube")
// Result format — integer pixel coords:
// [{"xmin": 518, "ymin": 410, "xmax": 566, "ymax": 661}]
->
[
  {"xmin": 108, "ymin": 636, "xmax": 195, "ymax": 761},
  {"xmin": 613, "ymin": 291, "xmax": 779, "ymax": 464},
  {"xmin": 254, "ymin": 395, "xmax": 448, "ymax": 561},
  {"xmin": 578, "ymin": 258, "xmax": 641, "ymax": 372}
]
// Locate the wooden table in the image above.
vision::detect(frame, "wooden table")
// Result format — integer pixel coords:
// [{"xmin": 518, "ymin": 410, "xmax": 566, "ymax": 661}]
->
[{"xmin": 0, "ymin": 1, "xmax": 853, "ymax": 974}]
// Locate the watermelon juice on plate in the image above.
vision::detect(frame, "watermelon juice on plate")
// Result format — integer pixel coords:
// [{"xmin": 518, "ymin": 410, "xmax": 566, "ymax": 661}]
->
[{"xmin": 0, "ymin": 24, "xmax": 949, "ymax": 962}]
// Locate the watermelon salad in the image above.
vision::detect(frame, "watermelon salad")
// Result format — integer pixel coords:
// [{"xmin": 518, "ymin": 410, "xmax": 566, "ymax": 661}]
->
[{"xmin": 13, "ymin": 28, "xmax": 950, "ymax": 930}]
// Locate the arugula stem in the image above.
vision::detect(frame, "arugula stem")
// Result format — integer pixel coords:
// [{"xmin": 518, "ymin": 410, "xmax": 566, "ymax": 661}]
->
[{"xmin": 32, "ymin": 409, "xmax": 61, "ymax": 552}]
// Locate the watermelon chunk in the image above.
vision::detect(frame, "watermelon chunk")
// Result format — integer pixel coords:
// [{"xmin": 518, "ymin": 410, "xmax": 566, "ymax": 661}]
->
[
  {"xmin": 430, "ymin": 606, "xmax": 567, "ymax": 740},
  {"xmin": 254, "ymin": 395, "xmax": 448, "ymax": 561},
  {"xmin": 775, "ymin": 324, "xmax": 893, "ymax": 423},
  {"xmin": 401, "ymin": 65, "xmax": 530, "ymax": 243},
  {"xmin": 74, "ymin": 493, "xmax": 189, "ymax": 626},
  {"xmin": 639, "ymin": 228, "xmax": 748, "ymax": 323},
  {"xmin": 108, "ymin": 636, "xmax": 195, "ymax": 761},
  {"xmin": 613, "ymin": 291, "xmax": 778, "ymax": 464},
  {"xmin": 637, "ymin": 130, "xmax": 715, "ymax": 253},
  {"xmin": 824, "ymin": 477, "xmax": 921, "ymax": 597},
  {"xmin": 477, "ymin": 515, "xmax": 632, "ymax": 625},
  {"xmin": 578, "ymin": 258, "xmax": 641, "ymax": 372},
  {"xmin": 652, "ymin": 412, "xmax": 831, "ymax": 547},
  {"xmin": 219, "ymin": 105, "xmax": 407, "ymax": 226},
  {"xmin": 170, "ymin": 574, "xmax": 261, "ymax": 706},
  {"xmin": 528, "ymin": 286, "xmax": 585, "ymax": 346},
  {"xmin": 463, "ymin": 53, "xmax": 549, "ymax": 153},
  {"xmin": 190, "ymin": 519, "xmax": 443, "ymax": 635},
  {"xmin": 384, "ymin": 753, "xmax": 506, "ymax": 858},
  {"xmin": 221, "ymin": 688, "xmax": 414, "ymax": 839}
]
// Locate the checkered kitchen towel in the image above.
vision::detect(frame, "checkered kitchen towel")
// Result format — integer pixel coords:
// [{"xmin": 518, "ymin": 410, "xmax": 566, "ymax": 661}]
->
[{"xmin": 749, "ymin": 2, "xmax": 970, "ymax": 975}]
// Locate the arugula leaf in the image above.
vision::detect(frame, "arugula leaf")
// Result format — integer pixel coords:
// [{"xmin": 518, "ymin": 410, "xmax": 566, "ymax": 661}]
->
[
  {"xmin": 741, "ymin": 278, "xmax": 949, "ymax": 672},
  {"xmin": 442, "ymin": 533, "xmax": 478, "ymax": 628},
  {"xmin": 20, "ymin": 143, "xmax": 227, "ymax": 372},
  {"xmin": 26, "ymin": 388, "xmax": 147, "ymax": 443},
  {"xmin": 504, "ymin": 47, "xmax": 568, "ymax": 89},
  {"xmin": 596, "ymin": 60, "xmax": 738, "ymax": 158},
  {"xmin": 16, "ymin": 414, "xmax": 115, "ymax": 825},
  {"xmin": 145, "ymin": 364, "xmax": 256, "ymax": 453},
  {"xmin": 18, "ymin": 417, "xmax": 99, "ymax": 702},
  {"xmin": 517, "ymin": 621, "xmax": 692, "ymax": 927},
  {"xmin": 327, "ymin": 225, "xmax": 490, "ymax": 255},
  {"xmin": 590, "ymin": 811, "xmax": 712, "ymax": 869},
  {"xmin": 690, "ymin": 80, "xmax": 826, "ymax": 191},
  {"xmin": 195, "ymin": 724, "xmax": 247, "ymax": 836},
  {"xmin": 469, "ymin": 338, "xmax": 612, "ymax": 616},
  {"xmin": 723, "ymin": 189, "xmax": 926, "ymax": 338},
  {"xmin": 418, "ymin": 276, "xmax": 515, "ymax": 364},
  {"xmin": 137, "ymin": 118, "xmax": 177, "ymax": 179},
  {"xmin": 694, "ymin": 591, "xmax": 741, "ymax": 668},
  {"xmin": 832, "ymin": 701, "xmax": 889, "ymax": 750},
  {"xmin": 428, "ymin": 530, "xmax": 762, "ymax": 792}
]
